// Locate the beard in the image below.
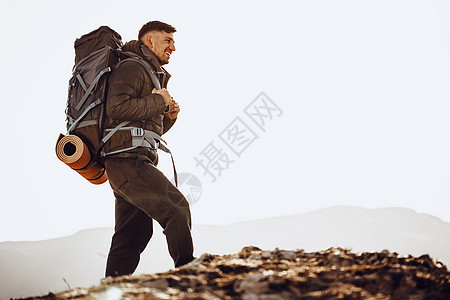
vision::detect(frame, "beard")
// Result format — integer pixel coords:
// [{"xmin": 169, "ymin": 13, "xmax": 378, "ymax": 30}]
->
[
  {"xmin": 155, "ymin": 48, "xmax": 170, "ymax": 65},
  {"xmin": 157, "ymin": 56, "xmax": 169, "ymax": 65}
]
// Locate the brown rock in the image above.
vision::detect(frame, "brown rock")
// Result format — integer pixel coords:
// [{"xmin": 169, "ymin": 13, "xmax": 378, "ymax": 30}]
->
[{"xmin": 21, "ymin": 247, "xmax": 450, "ymax": 300}]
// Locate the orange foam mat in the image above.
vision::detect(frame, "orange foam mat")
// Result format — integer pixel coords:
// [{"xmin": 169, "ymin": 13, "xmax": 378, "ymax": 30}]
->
[{"xmin": 55, "ymin": 134, "xmax": 108, "ymax": 185}]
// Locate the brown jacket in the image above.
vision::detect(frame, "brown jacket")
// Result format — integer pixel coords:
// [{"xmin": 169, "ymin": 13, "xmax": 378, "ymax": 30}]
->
[{"xmin": 103, "ymin": 40, "xmax": 176, "ymax": 157}]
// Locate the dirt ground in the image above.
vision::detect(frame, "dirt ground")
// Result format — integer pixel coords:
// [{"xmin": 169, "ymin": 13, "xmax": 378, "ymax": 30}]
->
[{"xmin": 24, "ymin": 246, "xmax": 450, "ymax": 299}]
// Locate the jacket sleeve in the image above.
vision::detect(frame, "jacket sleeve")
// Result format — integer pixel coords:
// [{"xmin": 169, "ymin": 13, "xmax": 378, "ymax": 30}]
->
[
  {"xmin": 162, "ymin": 116, "xmax": 177, "ymax": 134},
  {"xmin": 106, "ymin": 60, "xmax": 166, "ymax": 121}
]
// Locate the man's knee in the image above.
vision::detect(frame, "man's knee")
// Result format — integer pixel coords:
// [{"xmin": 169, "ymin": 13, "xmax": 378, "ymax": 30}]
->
[{"xmin": 110, "ymin": 228, "xmax": 152, "ymax": 255}]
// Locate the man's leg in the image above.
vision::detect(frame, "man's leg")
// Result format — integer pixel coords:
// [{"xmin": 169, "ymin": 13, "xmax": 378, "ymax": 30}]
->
[
  {"xmin": 105, "ymin": 155, "xmax": 195, "ymax": 268},
  {"xmin": 105, "ymin": 192, "xmax": 153, "ymax": 277}
]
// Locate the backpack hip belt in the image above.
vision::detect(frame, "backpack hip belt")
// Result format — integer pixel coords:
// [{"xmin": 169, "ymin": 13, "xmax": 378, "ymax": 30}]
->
[{"xmin": 101, "ymin": 126, "xmax": 178, "ymax": 186}]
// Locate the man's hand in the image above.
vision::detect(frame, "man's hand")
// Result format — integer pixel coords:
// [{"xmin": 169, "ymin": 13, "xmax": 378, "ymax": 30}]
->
[
  {"xmin": 166, "ymin": 98, "xmax": 180, "ymax": 120},
  {"xmin": 152, "ymin": 88, "xmax": 171, "ymax": 106}
]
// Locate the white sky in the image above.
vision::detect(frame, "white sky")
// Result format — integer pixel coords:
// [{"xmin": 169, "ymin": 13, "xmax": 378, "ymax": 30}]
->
[{"xmin": 1, "ymin": 0, "xmax": 450, "ymax": 242}]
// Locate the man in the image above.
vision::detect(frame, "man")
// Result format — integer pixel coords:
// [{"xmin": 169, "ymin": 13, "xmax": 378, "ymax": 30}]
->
[{"xmin": 102, "ymin": 21, "xmax": 195, "ymax": 277}]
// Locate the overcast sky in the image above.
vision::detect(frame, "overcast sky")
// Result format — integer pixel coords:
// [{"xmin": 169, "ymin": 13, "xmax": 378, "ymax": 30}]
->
[{"xmin": 1, "ymin": 0, "xmax": 450, "ymax": 242}]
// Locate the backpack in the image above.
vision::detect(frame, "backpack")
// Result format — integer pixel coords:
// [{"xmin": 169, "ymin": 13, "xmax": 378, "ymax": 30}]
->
[
  {"xmin": 56, "ymin": 26, "xmax": 177, "ymax": 185},
  {"xmin": 65, "ymin": 26, "xmax": 124, "ymax": 158}
]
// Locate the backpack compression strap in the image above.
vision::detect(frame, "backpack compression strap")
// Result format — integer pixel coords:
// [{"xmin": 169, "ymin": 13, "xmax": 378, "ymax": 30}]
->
[
  {"xmin": 75, "ymin": 67, "xmax": 112, "ymax": 111},
  {"xmin": 66, "ymin": 66, "xmax": 112, "ymax": 135},
  {"xmin": 67, "ymin": 98, "xmax": 103, "ymax": 134}
]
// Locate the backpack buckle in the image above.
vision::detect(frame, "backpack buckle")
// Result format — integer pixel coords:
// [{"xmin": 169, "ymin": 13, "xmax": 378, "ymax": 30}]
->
[{"xmin": 131, "ymin": 128, "xmax": 144, "ymax": 137}]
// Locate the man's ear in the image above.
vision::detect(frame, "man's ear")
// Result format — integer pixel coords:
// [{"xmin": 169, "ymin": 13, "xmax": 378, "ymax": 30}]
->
[{"xmin": 146, "ymin": 35, "xmax": 153, "ymax": 49}]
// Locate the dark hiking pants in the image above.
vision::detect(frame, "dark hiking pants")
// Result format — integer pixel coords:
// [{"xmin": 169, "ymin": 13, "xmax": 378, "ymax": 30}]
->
[{"xmin": 104, "ymin": 154, "xmax": 194, "ymax": 277}]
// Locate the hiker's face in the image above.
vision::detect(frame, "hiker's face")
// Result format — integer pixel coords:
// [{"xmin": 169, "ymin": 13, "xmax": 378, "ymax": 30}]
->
[{"xmin": 145, "ymin": 31, "xmax": 175, "ymax": 65}]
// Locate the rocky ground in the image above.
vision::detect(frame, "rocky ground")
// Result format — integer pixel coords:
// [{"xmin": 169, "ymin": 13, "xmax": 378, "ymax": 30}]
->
[{"xmin": 22, "ymin": 246, "xmax": 450, "ymax": 299}]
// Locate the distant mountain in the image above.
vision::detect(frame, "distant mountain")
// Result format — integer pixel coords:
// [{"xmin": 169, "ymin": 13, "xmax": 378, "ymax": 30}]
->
[
  {"xmin": 1, "ymin": 206, "xmax": 449, "ymax": 299},
  {"xmin": 196, "ymin": 206, "xmax": 450, "ymax": 262}
]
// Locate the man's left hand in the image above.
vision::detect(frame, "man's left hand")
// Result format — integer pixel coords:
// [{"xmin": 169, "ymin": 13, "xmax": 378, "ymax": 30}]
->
[{"xmin": 166, "ymin": 98, "xmax": 180, "ymax": 120}]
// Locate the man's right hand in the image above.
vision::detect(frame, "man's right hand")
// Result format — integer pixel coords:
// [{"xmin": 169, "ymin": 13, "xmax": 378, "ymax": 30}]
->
[{"xmin": 152, "ymin": 88, "xmax": 171, "ymax": 106}]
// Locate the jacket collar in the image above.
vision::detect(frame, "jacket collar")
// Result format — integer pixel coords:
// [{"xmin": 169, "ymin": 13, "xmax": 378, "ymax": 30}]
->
[{"xmin": 122, "ymin": 40, "xmax": 171, "ymax": 77}]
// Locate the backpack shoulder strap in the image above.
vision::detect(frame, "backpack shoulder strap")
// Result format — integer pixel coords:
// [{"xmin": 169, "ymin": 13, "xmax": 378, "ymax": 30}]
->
[{"xmin": 118, "ymin": 51, "xmax": 162, "ymax": 90}]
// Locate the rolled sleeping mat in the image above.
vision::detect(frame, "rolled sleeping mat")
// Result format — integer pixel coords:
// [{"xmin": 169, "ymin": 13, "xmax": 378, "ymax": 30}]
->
[{"xmin": 55, "ymin": 134, "xmax": 108, "ymax": 185}]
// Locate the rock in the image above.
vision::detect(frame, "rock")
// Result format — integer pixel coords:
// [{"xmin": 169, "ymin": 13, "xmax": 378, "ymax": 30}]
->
[{"xmin": 21, "ymin": 247, "xmax": 450, "ymax": 300}]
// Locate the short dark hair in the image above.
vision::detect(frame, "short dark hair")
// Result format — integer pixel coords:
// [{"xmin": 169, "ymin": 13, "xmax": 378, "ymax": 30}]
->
[{"xmin": 138, "ymin": 21, "xmax": 177, "ymax": 41}]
